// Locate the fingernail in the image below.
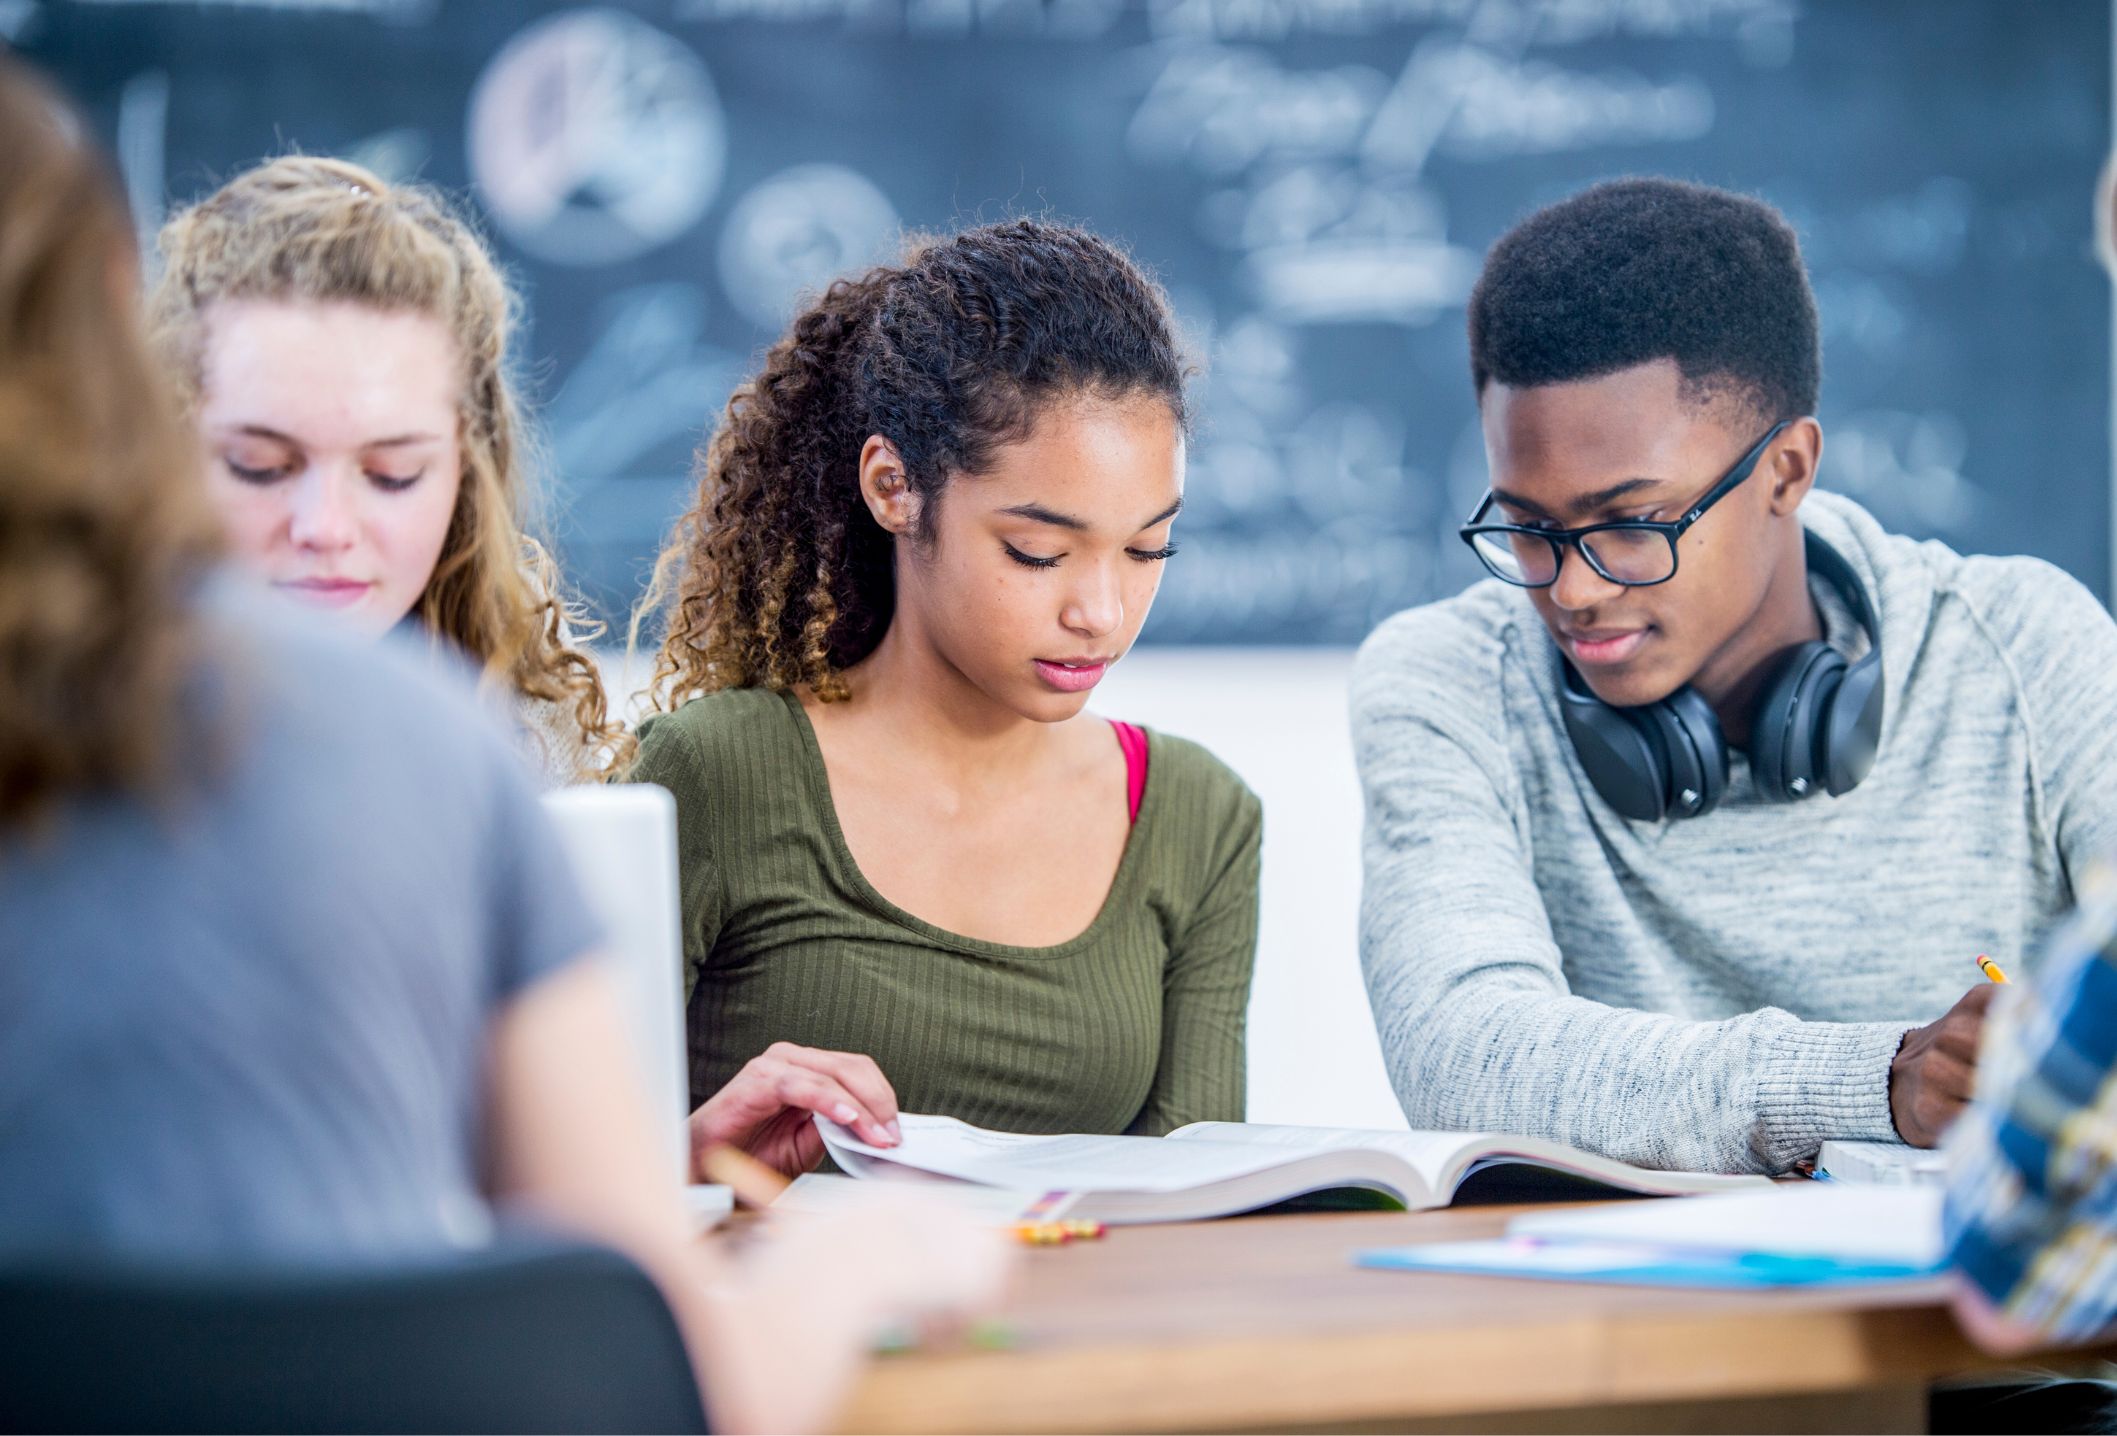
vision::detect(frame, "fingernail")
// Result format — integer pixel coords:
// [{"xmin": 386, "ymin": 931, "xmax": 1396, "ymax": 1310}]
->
[
  {"xmin": 887, "ymin": 1119, "xmax": 902, "ymax": 1142},
  {"xmin": 834, "ymin": 1104, "xmax": 859, "ymax": 1124}
]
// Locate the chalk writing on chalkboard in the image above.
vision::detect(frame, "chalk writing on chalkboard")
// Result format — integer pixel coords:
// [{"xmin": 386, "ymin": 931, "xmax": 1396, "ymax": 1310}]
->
[{"xmin": 22, "ymin": 0, "xmax": 2110, "ymax": 641}]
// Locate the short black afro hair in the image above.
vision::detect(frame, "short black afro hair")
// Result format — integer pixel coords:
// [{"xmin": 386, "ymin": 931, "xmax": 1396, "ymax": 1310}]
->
[{"xmin": 1468, "ymin": 177, "xmax": 1820, "ymax": 422}]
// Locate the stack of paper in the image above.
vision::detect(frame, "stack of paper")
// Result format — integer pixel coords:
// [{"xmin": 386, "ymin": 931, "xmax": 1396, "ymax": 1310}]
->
[{"xmin": 1358, "ymin": 1184, "xmax": 1946, "ymax": 1289}]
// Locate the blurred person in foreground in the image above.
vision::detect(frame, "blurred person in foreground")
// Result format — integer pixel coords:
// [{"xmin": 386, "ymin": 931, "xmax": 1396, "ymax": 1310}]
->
[
  {"xmin": 0, "ymin": 53, "xmax": 1003, "ymax": 1434},
  {"xmin": 1943, "ymin": 163, "xmax": 2117, "ymax": 1398}
]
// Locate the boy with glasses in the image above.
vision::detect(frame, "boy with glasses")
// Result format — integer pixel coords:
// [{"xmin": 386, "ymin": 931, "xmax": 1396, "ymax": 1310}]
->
[{"xmin": 1354, "ymin": 178, "xmax": 2117, "ymax": 1175}]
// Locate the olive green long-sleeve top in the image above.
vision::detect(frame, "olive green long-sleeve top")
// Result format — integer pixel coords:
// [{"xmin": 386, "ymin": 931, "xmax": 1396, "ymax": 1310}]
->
[{"xmin": 628, "ymin": 688, "xmax": 1262, "ymax": 1136}]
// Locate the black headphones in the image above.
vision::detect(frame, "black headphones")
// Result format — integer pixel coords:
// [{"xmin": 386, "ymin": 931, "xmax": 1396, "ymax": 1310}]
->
[{"xmin": 1557, "ymin": 532, "xmax": 1885, "ymax": 823}]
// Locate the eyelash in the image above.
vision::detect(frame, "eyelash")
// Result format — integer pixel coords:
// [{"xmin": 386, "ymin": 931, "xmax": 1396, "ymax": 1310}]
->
[
  {"xmin": 224, "ymin": 460, "xmax": 422, "ymax": 493},
  {"xmin": 1002, "ymin": 543, "xmax": 1181, "ymax": 570}
]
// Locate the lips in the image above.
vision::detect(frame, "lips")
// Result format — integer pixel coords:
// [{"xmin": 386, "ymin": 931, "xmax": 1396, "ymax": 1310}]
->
[
  {"xmin": 1032, "ymin": 658, "xmax": 1112, "ymax": 693},
  {"xmin": 275, "ymin": 577, "xmax": 375, "ymax": 610},
  {"xmin": 1561, "ymin": 626, "xmax": 1650, "ymax": 666}
]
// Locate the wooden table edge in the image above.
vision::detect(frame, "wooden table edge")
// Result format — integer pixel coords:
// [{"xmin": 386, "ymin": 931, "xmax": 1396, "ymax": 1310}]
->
[{"xmin": 841, "ymin": 1281, "xmax": 2117, "ymax": 1433}]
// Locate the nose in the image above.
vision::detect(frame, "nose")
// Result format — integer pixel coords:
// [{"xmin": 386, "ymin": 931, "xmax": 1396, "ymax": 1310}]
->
[
  {"xmin": 1547, "ymin": 543, "xmax": 1623, "ymax": 612},
  {"xmin": 286, "ymin": 467, "xmax": 359, "ymax": 553},
  {"xmin": 1060, "ymin": 560, "xmax": 1125, "ymax": 640}
]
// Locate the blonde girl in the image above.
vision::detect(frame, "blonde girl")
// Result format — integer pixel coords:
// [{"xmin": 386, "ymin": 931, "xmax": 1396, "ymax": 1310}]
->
[{"xmin": 146, "ymin": 155, "xmax": 626, "ymax": 782}]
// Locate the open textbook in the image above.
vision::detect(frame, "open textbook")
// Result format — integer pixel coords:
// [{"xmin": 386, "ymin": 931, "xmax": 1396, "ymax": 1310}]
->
[{"xmin": 817, "ymin": 1114, "xmax": 1765, "ymax": 1224}]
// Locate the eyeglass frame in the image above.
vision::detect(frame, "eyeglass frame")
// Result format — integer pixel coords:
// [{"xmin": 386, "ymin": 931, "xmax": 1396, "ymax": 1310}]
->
[{"xmin": 1457, "ymin": 418, "xmax": 1793, "ymax": 589}]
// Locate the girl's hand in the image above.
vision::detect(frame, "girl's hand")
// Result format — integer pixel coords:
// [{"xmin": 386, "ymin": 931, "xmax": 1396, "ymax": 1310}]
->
[{"xmin": 689, "ymin": 1042, "xmax": 903, "ymax": 1178}]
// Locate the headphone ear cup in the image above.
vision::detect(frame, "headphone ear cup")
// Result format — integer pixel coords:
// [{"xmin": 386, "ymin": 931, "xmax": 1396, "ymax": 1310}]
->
[
  {"xmin": 1558, "ymin": 669, "xmax": 1671, "ymax": 822},
  {"xmin": 1646, "ymin": 685, "xmax": 1729, "ymax": 818},
  {"xmin": 1821, "ymin": 652, "xmax": 1885, "ymax": 796},
  {"xmin": 1750, "ymin": 642, "xmax": 1842, "ymax": 802}
]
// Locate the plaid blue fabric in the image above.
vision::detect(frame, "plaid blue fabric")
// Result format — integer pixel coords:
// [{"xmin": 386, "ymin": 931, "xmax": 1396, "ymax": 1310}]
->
[{"xmin": 1946, "ymin": 870, "xmax": 2117, "ymax": 1339}]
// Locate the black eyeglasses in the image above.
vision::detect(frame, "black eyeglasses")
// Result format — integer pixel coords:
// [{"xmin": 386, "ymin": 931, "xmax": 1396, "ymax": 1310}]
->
[{"xmin": 1458, "ymin": 419, "xmax": 1791, "ymax": 589}]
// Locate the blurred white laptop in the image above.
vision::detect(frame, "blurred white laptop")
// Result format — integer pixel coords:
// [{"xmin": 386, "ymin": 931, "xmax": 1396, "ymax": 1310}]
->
[{"xmin": 541, "ymin": 784, "xmax": 730, "ymax": 1229}]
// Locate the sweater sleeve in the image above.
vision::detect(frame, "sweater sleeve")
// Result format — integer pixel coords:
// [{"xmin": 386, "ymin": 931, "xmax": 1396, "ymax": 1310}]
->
[
  {"xmin": 1353, "ymin": 611, "xmax": 1907, "ymax": 1176},
  {"xmin": 1960, "ymin": 556, "xmax": 2117, "ymax": 892},
  {"xmin": 1125, "ymin": 760, "xmax": 1262, "ymax": 1137},
  {"xmin": 626, "ymin": 709, "xmax": 727, "ymax": 1006}
]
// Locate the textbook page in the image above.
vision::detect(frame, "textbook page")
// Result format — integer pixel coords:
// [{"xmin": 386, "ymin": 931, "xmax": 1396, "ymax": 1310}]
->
[
  {"xmin": 819, "ymin": 1113, "xmax": 1320, "ymax": 1193},
  {"xmin": 1168, "ymin": 1121, "xmax": 1760, "ymax": 1197},
  {"xmin": 1168, "ymin": 1121, "xmax": 1477, "ymax": 1191}
]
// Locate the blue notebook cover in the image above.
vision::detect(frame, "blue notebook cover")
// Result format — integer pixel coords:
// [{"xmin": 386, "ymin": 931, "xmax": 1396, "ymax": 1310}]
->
[{"xmin": 1356, "ymin": 1237, "xmax": 1944, "ymax": 1289}]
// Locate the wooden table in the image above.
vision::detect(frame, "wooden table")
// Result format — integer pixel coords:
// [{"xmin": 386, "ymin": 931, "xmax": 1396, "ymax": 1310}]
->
[{"xmin": 837, "ymin": 1203, "xmax": 2115, "ymax": 1434}]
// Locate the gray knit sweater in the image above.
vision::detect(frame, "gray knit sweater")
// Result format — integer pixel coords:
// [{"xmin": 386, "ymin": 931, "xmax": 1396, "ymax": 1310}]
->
[{"xmin": 1353, "ymin": 491, "xmax": 2117, "ymax": 1175}]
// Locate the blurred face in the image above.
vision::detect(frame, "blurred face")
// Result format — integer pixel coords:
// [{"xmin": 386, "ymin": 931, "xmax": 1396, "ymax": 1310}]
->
[
  {"xmin": 197, "ymin": 300, "xmax": 463, "ymax": 636},
  {"xmin": 1481, "ymin": 359, "xmax": 1808, "ymax": 709},
  {"xmin": 871, "ymin": 394, "xmax": 1185, "ymax": 723}
]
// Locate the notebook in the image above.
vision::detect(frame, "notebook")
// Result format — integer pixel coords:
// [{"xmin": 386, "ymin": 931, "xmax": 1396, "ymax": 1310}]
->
[
  {"xmin": 816, "ymin": 1114, "xmax": 1764, "ymax": 1224},
  {"xmin": 1356, "ymin": 1238, "xmax": 1940, "ymax": 1288},
  {"xmin": 1512, "ymin": 1183, "xmax": 1945, "ymax": 1265},
  {"xmin": 1816, "ymin": 1139, "xmax": 1948, "ymax": 1187},
  {"xmin": 1359, "ymin": 1185, "xmax": 1946, "ymax": 1289}
]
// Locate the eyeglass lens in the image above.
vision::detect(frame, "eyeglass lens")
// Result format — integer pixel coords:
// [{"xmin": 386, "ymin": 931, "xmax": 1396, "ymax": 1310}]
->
[{"xmin": 1470, "ymin": 526, "xmax": 1677, "ymax": 587}]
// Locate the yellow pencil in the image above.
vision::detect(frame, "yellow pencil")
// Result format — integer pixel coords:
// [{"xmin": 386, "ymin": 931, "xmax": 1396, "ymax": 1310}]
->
[
  {"xmin": 1976, "ymin": 954, "xmax": 2010, "ymax": 985},
  {"xmin": 700, "ymin": 1143, "xmax": 791, "ymax": 1209}
]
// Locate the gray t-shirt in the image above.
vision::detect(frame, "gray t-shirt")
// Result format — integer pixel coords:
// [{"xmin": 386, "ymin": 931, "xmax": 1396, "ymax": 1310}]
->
[
  {"xmin": 0, "ymin": 587, "xmax": 603, "ymax": 1260},
  {"xmin": 1353, "ymin": 491, "xmax": 2117, "ymax": 1175}
]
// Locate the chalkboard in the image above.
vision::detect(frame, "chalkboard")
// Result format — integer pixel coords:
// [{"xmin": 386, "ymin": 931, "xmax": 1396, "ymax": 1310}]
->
[{"xmin": 14, "ymin": 0, "xmax": 2111, "ymax": 641}]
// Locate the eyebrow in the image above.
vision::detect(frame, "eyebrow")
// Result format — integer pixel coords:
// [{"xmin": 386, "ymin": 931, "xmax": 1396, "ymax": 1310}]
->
[
  {"xmin": 1491, "ymin": 478, "xmax": 1663, "ymax": 521},
  {"xmin": 996, "ymin": 497, "xmax": 1185, "ymax": 533},
  {"xmin": 222, "ymin": 423, "xmax": 443, "ymax": 450}
]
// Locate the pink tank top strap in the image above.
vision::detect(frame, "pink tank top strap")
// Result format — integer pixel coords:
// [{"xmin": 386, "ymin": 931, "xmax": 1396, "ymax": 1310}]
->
[{"xmin": 1109, "ymin": 720, "xmax": 1149, "ymax": 826}]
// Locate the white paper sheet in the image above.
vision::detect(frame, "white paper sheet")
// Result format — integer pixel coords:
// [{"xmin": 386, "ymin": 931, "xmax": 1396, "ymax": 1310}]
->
[{"xmin": 1510, "ymin": 1183, "xmax": 1944, "ymax": 1266}]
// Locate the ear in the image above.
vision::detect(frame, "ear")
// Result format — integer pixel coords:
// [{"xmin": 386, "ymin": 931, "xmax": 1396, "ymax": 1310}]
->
[
  {"xmin": 1765, "ymin": 416, "xmax": 1823, "ymax": 516},
  {"xmin": 858, "ymin": 434, "xmax": 916, "ymax": 535}
]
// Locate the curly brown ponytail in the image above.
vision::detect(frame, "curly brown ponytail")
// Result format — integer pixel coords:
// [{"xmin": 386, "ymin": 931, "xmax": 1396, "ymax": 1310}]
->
[{"xmin": 634, "ymin": 219, "xmax": 1188, "ymax": 714}]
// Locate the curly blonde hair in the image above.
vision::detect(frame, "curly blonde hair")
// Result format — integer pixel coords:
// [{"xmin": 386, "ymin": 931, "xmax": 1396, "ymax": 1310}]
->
[
  {"xmin": 147, "ymin": 155, "xmax": 630, "ymax": 779},
  {"xmin": 632, "ymin": 220, "xmax": 1188, "ymax": 715},
  {"xmin": 0, "ymin": 56, "xmax": 224, "ymax": 830}
]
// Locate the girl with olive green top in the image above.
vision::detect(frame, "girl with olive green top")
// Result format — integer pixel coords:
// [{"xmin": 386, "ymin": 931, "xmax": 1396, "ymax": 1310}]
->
[
  {"xmin": 632, "ymin": 689, "xmax": 1260, "ymax": 1135},
  {"xmin": 629, "ymin": 220, "xmax": 1262, "ymax": 1140}
]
